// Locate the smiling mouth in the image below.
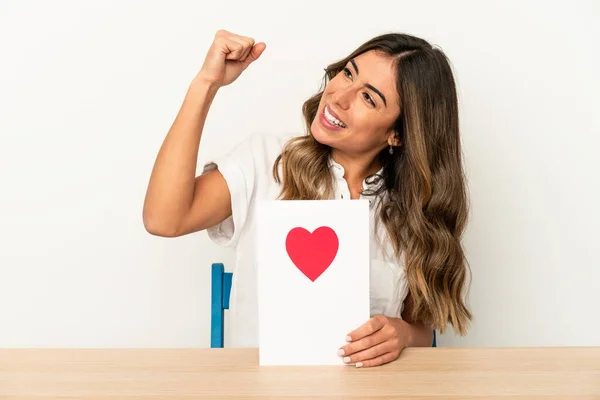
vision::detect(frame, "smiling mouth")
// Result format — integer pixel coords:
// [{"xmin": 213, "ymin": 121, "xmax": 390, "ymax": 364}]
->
[{"xmin": 323, "ymin": 105, "xmax": 347, "ymax": 128}]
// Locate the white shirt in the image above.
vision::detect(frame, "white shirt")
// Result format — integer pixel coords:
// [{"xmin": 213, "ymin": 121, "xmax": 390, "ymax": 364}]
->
[{"xmin": 203, "ymin": 132, "xmax": 409, "ymax": 348}]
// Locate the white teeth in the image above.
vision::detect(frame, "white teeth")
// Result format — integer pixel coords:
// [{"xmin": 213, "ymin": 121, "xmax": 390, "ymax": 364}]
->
[{"xmin": 324, "ymin": 106, "xmax": 346, "ymax": 128}]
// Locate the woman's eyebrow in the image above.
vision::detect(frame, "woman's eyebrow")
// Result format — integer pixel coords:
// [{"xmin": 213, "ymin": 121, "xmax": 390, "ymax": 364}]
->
[{"xmin": 349, "ymin": 59, "xmax": 388, "ymax": 107}]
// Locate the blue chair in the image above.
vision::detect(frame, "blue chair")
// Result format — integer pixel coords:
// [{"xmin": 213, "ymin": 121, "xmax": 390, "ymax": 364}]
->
[
  {"xmin": 210, "ymin": 263, "xmax": 232, "ymax": 348},
  {"xmin": 210, "ymin": 262, "xmax": 437, "ymax": 348}
]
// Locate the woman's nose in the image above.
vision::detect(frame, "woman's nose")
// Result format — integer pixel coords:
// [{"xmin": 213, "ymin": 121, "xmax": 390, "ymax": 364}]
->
[{"xmin": 331, "ymin": 87, "xmax": 351, "ymax": 110}]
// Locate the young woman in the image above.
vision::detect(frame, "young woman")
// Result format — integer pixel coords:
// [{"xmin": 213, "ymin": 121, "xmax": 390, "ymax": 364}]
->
[{"xmin": 143, "ymin": 29, "xmax": 472, "ymax": 367}]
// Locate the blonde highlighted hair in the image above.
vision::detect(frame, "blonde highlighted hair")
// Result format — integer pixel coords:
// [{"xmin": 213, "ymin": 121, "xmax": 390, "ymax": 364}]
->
[{"xmin": 273, "ymin": 33, "xmax": 472, "ymax": 336}]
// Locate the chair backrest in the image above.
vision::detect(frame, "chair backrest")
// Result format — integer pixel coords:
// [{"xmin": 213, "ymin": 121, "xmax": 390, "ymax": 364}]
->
[
  {"xmin": 210, "ymin": 262, "xmax": 436, "ymax": 348},
  {"xmin": 210, "ymin": 263, "xmax": 232, "ymax": 348}
]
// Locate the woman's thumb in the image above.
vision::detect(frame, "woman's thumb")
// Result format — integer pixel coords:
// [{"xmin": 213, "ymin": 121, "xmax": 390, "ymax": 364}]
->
[{"xmin": 245, "ymin": 42, "xmax": 266, "ymax": 65}]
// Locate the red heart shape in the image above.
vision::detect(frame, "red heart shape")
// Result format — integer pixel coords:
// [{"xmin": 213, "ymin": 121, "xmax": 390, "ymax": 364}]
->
[{"xmin": 285, "ymin": 226, "xmax": 339, "ymax": 282}]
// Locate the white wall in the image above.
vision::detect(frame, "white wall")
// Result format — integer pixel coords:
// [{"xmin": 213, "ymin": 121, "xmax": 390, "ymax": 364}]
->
[{"xmin": 1, "ymin": 0, "xmax": 598, "ymax": 348}]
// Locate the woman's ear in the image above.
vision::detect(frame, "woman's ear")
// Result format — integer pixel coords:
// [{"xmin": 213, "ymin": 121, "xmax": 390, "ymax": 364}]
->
[{"xmin": 387, "ymin": 131, "xmax": 402, "ymax": 147}]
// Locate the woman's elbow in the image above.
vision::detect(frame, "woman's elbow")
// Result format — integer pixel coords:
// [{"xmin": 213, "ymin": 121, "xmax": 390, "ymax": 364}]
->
[{"xmin": 142, "ymin": 212, "xmax": 180, "ymax": 237}]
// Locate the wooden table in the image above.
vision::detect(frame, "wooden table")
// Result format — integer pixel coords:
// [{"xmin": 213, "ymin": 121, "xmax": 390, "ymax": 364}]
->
[{"xmin": 1, "ymin": 347, "xmax": 598, "ymax": 399}]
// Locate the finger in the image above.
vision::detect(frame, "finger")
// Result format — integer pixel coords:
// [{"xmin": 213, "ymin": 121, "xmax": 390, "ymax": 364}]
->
[
  {"xmin": 239, "ymin": 36, "xmax": 256, "ymax": 56},
  {"xmin": 218, "ymin": 31, "xmax": 255, "ymax": 60},
  {"xmin": 346, "ymin": 316, "xmax": 386, "ymax": 342},
  {"xmin": 220, "ymin": 30, "xmax": 254, "ymax": 48},
  {"xmin": 234, "ymin": 37, "xmax": 254, "ymax": 61},
  {"xmin": 339, "ymin": 326, "xmax": 389, "ymax": 357},
  {"xmin": 243, "ymin": 42, "xmax": 266, "ymax": 65},
  {"xmin": 342, "ymin": 339, "xmax": 396, "ymax": 365},
  {"xmin": 223, "ymin": 38, "xmax": 249, "ymax": 60},
  {"xmin": 356, "ymin": 351, "xmax": 399, "ymax": 368}
]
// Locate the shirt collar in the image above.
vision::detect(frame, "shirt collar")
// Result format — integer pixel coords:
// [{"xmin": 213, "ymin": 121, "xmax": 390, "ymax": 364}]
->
[{"xmin": 328, "ymin": 157, "xmax": 385, "ymax": 191}]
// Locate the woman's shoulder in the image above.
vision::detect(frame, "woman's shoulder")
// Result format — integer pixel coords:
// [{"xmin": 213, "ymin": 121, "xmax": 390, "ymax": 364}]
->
[
  {"xmin": 246, "ymin": 131, "xmax": 298, "ymax": 153},
  {"xmin": 230, "ymin": 131, "xmax": 300, "ymax": 168},
  {"xmin": 203, "ymin": 132, "xmax": 300, "ymax": 178}
]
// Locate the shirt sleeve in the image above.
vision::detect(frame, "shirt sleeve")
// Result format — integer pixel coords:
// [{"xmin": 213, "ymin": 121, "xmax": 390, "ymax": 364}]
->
[{"xmin": 201, "ymin": 133, "xmax": 260, "ymax": 248}]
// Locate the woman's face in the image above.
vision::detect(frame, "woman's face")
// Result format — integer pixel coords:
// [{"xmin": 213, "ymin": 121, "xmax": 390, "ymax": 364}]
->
[{"xmin": 311, "ymin": 50, "xmax": 401, "ymax": 160}]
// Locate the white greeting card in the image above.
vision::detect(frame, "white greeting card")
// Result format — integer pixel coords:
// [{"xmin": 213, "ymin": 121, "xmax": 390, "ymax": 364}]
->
[{"xmin": 255, "ymin": 199, "xmax": 371, "ymax": 365}]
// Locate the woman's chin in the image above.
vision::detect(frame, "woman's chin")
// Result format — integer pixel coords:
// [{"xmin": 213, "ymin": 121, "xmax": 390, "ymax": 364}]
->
[{"xmin": 310, "ymin": 121, "xmax": 332, "ymax": 146}]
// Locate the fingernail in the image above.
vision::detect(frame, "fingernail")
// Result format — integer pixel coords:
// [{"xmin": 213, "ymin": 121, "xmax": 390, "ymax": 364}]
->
[
  {"xmin": 343, "ymin": 356, "xmax": 351, "ymax": 363},
  {"xmin": 356, "ymin": 362, "xmax": 363, "ymax": 368},
  {"xmin": 337, "ymin": 349, "xmax": 345, "ymax": 356},
  {"xmin": 345, "ymin": 335, "xmax": 352, "ymax": 342}
]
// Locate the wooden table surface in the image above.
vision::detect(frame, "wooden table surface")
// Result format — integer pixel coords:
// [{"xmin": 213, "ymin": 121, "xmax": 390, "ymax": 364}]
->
[{"xmin": 0, "ymin": 347, "xmax": 598, "ymax": 399}]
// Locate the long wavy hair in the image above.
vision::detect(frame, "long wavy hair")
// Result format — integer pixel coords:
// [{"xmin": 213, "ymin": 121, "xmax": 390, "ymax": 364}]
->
[{"xmin": 272, "ymin": 33, "xmax": 472, "ymax": 336}]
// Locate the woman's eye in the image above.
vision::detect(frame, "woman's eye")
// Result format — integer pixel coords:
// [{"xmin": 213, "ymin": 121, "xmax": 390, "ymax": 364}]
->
[
  {"xmin": 342, "ymin": 67, "xmax": 374, "ymax": 106},
  {"xmin": 363, "ymin": 93, "xmax": 375, "ymax": 106}
]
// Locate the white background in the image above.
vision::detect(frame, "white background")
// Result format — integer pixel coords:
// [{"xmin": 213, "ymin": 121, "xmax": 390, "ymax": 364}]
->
[{"xmin": 1, "ymin": 0, "xmax": 598, "ymax": 348}]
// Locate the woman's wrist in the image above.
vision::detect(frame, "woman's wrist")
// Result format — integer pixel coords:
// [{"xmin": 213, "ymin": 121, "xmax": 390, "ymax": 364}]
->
[{"xmin": 391, "ymin": 317, "xmax": 413, "ymax": 348}]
